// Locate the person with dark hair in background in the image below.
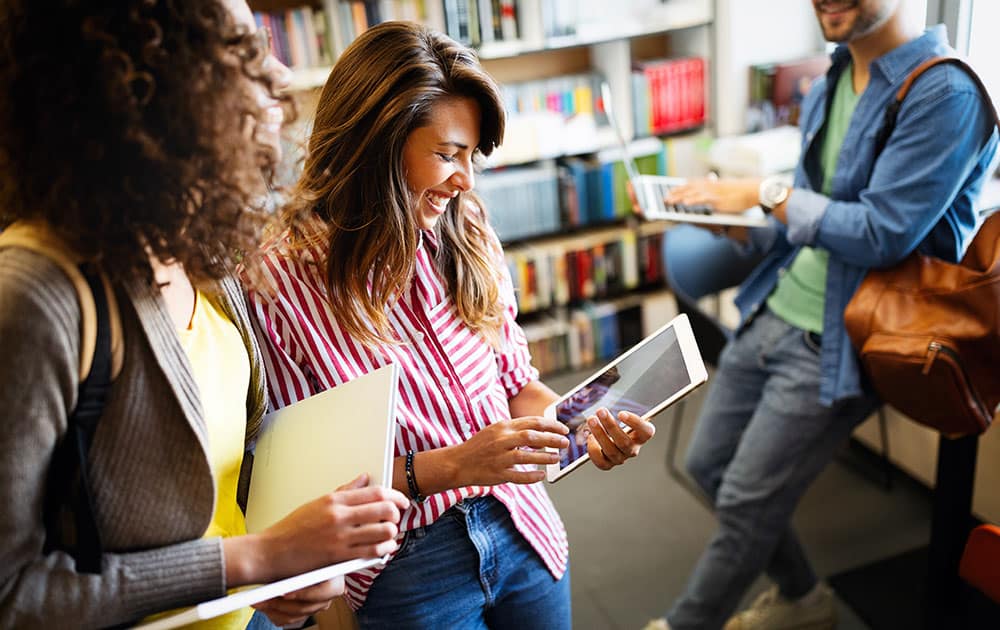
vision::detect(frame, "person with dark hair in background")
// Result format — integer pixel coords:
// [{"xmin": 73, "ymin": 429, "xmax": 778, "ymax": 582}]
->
[
  {"xmin": 645, "ymin": 1, "xmax": 998, "ymax": 629},
  {"xmin": 0, "ymin": 2, "xmax": 408, "ymax": 628},
  {"xmin": 247, "ymin": 21, "xmax": 656, "ymax": 630}
]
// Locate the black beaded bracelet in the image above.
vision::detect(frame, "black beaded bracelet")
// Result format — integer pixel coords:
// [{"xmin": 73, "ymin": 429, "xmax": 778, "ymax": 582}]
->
[{"xmin": 405, "ymin": 450, "xmax": 425, "ymax": 503}]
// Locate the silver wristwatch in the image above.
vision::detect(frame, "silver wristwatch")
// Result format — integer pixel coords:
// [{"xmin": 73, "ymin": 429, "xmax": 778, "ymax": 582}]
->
[{"xmin": 758, "ymin": 176, "xmax": 790, "ymax": 214}]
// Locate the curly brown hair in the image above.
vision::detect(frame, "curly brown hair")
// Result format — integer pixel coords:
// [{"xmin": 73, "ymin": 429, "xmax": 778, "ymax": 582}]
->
[{"xmin": 0, "ymin": 0, "xmax": 291, "ymax": 286}]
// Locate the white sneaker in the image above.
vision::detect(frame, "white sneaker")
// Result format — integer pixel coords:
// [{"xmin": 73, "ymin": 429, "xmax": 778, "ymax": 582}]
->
[
  {"xmin": 723, "ymin": 584, "xmax": 836, "ymax": 630},
  {"xmin": 642, "ymin": 619, "xmax": 671, "ymax": 630}
]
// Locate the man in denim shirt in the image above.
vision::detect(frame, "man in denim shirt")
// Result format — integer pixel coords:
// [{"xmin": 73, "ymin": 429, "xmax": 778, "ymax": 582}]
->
[{"xmin": 645, "ymin": 1, "xmax": 999, "ymax": 629}]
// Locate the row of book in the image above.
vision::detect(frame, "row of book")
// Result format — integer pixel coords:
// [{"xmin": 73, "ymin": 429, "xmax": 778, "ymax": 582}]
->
[
  {"xmin": 559, "ymin": 139, "xmax": 666, "ymax": 228},
  {"xmin": 501, "ymin": 72, "xmax": 608, "ymax": 124},
  {"xmin": 491, "ymin": 57, "xmax": 709, "ymax": 168},
  {"xmin": 442, "ymin": 0, "xmax": 675, "ymax": 49},
  {"xmin": 253, "ymin": 1, "xmax": 437, "ymax": 69},
  {"xmin": 478, "ymin": 162, "xmax": 562, "ymax": 243},
  {"xmin": 250, "ymin": 0, "xmax": 567, "ymax": 68},
  {"xmin": 254, "ymin": 1, "xmax": 699, "ymax": 73},
  {"xmin": 746, "ymin": 54, "xmax": 829, "ymax": 132},
  {"xmin": 489, "ymin": 71, "xmax": 610, "ymax": 166},
  {"xmin": 443, "ymin": 0, "xmax": 519, "ymax": 47},
  {"xmin": 253, "ymin": 6, "xmax": 333, "ymax": 70},
  {"xmin": 480, "ymin": 136, "xmax": 666, "ymax": 242},
  {"xmin": 523, "ymin": 303, "xmax": 645, "ymax": 375},
  {"xmin": 504, "ymin": 230, "xmax": 665, "ymax": 314},
  {"xmin": 632, "ymin": 56, "xmax": 708, "ymax": 137}
]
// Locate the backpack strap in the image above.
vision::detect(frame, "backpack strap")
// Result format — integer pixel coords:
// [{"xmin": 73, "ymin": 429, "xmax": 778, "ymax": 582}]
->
[
  {"xmin": 874, "ymin": 56, "xmax": 1000, "ymax": 161},
  {"xmin": 44, "ymin": 263, "xmax": 111, "ymax": 573},
  {"xmin": 0, "ymin": 222, "xmax": 123, "ymax": 573},
  {"xmin": 0, "ymin": 222, "xmax": 123, "ymax": 380}
]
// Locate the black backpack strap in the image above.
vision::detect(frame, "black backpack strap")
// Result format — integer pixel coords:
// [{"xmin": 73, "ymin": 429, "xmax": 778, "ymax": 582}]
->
[
  {"xmin": 873, "ymin": 57, "xmax": 1000, "ymax": 162},
  {"xmin": 43, "ymin": 263, "xmax": 110, "ymax": 574}
]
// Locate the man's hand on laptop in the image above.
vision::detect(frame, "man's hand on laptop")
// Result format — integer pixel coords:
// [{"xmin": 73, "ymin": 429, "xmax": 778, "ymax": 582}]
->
[{"xmin": 664, "ymin": 177, "xmax": 761, "ymax": 214}]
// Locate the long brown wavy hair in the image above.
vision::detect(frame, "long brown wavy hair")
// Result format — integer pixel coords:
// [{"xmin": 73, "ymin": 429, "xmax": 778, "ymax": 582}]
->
[
  {"xmin": 0, "ymin": 0, "xmax": 292, "ymax": 286},
  {"xmin": 282, "ymin": 21, "xmax": 506, "ymax": 347}
]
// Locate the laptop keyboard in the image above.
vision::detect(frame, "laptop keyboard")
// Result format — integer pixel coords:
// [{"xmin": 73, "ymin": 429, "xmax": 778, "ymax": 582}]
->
[
  {"xmin": 637, "ymin": 178, "xmax": 770, "ymax": 228},
  {"xmin": 647, "ymin": 181, "xmax": 712, "ymax": 215}
]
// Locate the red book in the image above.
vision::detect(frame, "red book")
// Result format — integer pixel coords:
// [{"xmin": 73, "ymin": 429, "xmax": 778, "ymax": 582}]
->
[
  {"xmin": 643, "ymin": 65, "xmax": 661, "ymax": 132},
  {"xmin": 565, "ymin": 250, "xmax": 579, "ymax": 302},
  {"xmin": 656, "ymin": 61, "xmax": 670, "ymax": 133},
  {"xmin": 692, "ymin": 58, "xmax": 707, "ymax": 125},
  {"xmin": 576, "ymin": 249, "xmax": 594, "ymax": 299}
]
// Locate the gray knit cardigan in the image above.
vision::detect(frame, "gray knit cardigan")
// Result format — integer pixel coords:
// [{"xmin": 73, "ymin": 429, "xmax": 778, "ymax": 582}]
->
[{"xmin": 0, "ymin": 247, "xmax": 268, "ymax": 629}]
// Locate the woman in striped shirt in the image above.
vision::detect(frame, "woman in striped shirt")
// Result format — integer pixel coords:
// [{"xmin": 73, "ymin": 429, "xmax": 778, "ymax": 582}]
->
[{"xmin": 247, "ymin": 21, "xmax": 656, "ymax": 629}]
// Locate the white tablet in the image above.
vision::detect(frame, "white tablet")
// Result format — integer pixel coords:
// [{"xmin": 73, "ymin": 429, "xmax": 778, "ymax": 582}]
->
[{"xmin": 545, "ymin": 314, "xmax": 708, "ymax": 483}]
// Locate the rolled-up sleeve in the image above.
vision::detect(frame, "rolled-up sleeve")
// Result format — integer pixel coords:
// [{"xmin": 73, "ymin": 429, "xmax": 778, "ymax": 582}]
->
[
  {"xmin": 491, "ymin": 237, "xmax": 539, "ymax": 398},
  {"xmin": 785, "ymin": 187, "xmax": 830, "ymax": 245}
]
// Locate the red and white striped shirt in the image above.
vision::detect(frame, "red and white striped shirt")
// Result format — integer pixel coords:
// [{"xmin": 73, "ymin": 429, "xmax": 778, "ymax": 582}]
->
[{"xmin": 246, "ymin": 228, "xmax": 568, "ymax": 609}]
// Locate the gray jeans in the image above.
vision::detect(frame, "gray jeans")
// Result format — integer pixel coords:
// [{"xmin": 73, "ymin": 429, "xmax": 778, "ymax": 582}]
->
[{"xmin": 667, "ymin": 309, "xmax": 877, "ymax": 630}]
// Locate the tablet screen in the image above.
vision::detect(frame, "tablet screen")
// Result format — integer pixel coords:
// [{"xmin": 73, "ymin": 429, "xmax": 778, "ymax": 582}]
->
[{"xmin": 555, "ymin": 324, "xmax": 691, "ymax": 469}]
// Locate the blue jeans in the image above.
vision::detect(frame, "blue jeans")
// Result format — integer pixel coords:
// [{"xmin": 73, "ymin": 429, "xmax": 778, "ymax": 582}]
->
[
  {"xmin": 357, "ymin": 496, "xmax": 570, "ymax": 629},
  {"xmin": 667, "ymin": 309, "xmax": 877, "ymax": 630},
  {"xmin": 245, "ymin": 610, "xmax": 280, "ymax": 629}
]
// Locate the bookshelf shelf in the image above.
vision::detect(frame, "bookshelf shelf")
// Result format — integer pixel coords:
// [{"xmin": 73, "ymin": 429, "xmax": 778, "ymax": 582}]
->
[
  {"xmin": 282, "ymin": 11, "xmax": 714, "ymax": 94},
  {"xmin": 476, "ymin": 14, "xmax": 714, "ymax": 61}
]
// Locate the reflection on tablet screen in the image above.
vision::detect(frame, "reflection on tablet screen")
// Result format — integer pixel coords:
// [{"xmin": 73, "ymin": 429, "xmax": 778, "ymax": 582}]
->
[{"xmin": 555, "ymin": 325, "xmax": 690, "ymax": 469}]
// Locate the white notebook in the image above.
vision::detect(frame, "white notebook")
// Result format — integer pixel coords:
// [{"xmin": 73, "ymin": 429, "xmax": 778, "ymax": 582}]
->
[{"xmin": 136, "ymin": 363, "xmax": 400, "ymax": 630}]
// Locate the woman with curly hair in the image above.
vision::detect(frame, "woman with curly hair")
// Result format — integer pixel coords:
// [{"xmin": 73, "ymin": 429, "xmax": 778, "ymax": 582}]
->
[
  {"xmin": 247, "ymin": 21, "xmax": 656, "ymax": 629},
  {"xmin": 0, "ymin": 1, "xmax": 407, "ymax": 628}
]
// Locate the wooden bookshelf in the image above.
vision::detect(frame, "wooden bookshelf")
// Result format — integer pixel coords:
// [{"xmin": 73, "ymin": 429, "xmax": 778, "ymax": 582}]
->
[{"xmin": 249, "ymin": 0, "xmax": 720, "ymax": 375}]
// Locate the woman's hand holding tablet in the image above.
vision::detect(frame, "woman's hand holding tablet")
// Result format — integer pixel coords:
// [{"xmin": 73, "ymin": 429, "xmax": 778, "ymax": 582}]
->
[
  {"xmin": 585, "ymin": 408, "xmax": 657, "ymax": 470},
  {"xmin": 545, "ymin": 314, "xmax": 708, "ymax": 483},
  {"xmin": 445, "ymin": 416, "xmax": 570, "ymax": 486}
]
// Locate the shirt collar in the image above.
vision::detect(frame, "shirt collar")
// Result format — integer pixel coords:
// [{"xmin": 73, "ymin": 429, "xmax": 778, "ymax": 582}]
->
[
  {"xmin": 417, "ymin": 229, "xmax": 440, "ymax": 256},
  {"xmin": 827, "ymin": 24, "xmax": 954, "ymax": 95},
  {"xmin": 831, "ymin": 25, "xmax": 949, "ymax": 87},
  {"xmin": 873, "ymin": 24, "xmax": 949, "ymax": 84}
]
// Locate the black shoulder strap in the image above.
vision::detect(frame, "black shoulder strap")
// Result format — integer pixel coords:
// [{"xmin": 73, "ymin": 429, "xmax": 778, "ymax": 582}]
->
[
  {"xmin": 43, "ymin": 263, "xmax": 110, "ymax": 574},
  {"xmin": 873, "ymin": 57, "xmax": 1000, "ymax": 162}
]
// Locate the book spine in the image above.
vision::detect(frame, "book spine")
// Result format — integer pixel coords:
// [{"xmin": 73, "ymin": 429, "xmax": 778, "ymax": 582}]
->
[
  {"xmin": 499, "ymin": 0, "xmax": 518, "ymax": 40},
  {"xmin": 351, "ymin": 1, "xmax": 369, "ymax": 37}
]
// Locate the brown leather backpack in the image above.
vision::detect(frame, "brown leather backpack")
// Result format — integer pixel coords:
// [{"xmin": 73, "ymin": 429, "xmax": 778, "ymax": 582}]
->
[{"xmin": 844, "ymin": 57, "xmax": 1000, "ymax": 437}]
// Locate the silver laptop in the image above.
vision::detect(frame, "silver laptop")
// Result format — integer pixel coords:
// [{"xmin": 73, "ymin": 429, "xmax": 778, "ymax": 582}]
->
[{"xmin": 600, "ymin": 82, "xmax": 769, "ymax": 228}]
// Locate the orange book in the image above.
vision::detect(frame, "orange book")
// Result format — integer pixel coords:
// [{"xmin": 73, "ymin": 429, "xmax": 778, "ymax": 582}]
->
[{"xmin": 350, "ymin": 1, "xmax": 368, "ymax": 36}]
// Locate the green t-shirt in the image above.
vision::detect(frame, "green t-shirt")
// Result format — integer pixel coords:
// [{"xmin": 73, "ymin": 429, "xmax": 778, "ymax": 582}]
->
[{"xmin": 767, "ymin": 63, "xmax": 860, "ymax": 334}]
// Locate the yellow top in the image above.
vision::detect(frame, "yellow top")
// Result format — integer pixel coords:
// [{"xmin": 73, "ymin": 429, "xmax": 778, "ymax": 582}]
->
[{"xmin": 147, "ymin": 290, "xmax": 253, "ymax": 629}]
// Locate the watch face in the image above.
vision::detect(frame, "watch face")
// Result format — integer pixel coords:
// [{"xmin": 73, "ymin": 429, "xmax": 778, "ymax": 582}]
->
[
  {"xmin": 761, "ymin": 180, "xmax": 788, "ymax": 207},
  {"xmin": 764, "ymin": 181, "xmax": 783, "ymax": 201}
]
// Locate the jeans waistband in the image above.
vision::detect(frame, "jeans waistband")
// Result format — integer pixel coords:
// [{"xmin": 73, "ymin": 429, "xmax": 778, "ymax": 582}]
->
[{"xmin": 451, "ymin": 495, "xmax": 496, "ymax": 516}]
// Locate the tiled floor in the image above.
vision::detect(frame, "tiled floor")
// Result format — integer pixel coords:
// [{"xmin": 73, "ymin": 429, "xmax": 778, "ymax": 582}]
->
[{"xmin": 542, "ymin": 369, "xmax": 934, "ymax": 630}]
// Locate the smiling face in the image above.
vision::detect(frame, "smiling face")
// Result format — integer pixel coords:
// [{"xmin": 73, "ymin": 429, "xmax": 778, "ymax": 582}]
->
[
  {"xmin": 812, "ymin": 0, "xmax": 898, "ymax": 43},
  {"xmin": 401, "ymin": 96, "xmax": 481, "ymax": 230}
]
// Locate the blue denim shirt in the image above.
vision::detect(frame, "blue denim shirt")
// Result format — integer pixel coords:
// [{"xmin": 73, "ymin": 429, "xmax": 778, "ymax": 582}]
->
[{"xmin": 735, "ymin": 25, "xmax": 999, "ymax": 406}]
